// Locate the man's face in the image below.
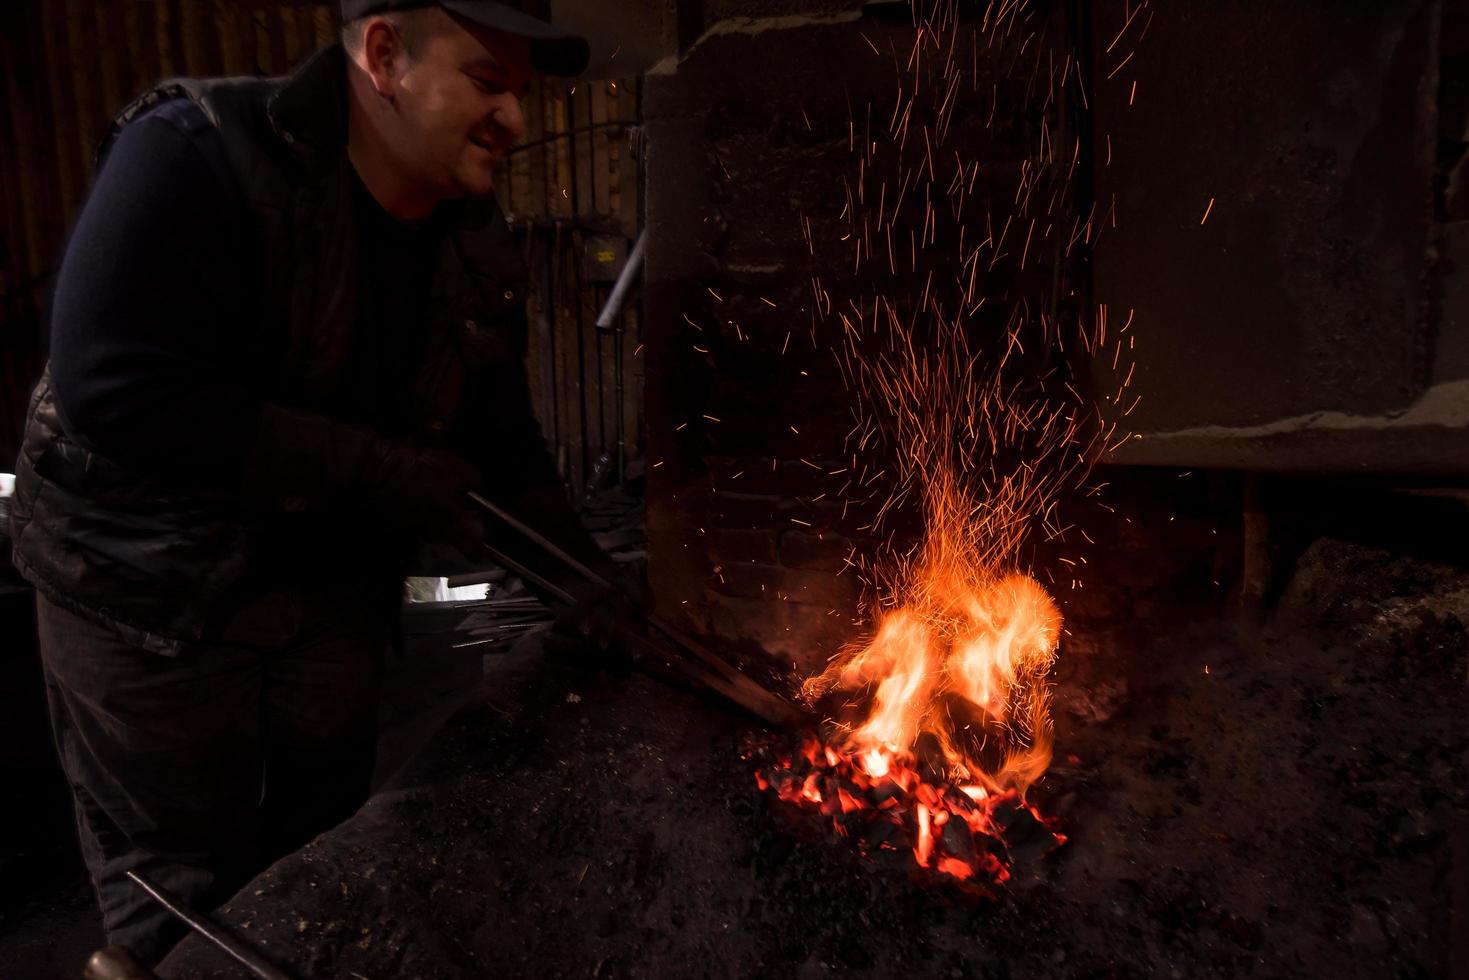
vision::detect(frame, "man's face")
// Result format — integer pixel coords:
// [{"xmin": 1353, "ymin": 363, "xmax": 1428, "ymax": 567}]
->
[{"xmin": 384, "ymin": 14, "xmax": 532, "ymax": 201}]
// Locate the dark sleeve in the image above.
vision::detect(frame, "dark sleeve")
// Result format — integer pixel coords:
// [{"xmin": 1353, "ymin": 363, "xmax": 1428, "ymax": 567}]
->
[
  {"xmin": 451, "ymin": 310, "xmax": 562, "ymax": 498},
  {"xmin": 48, "ymin": 100, "xmax": 261, "ymax": 489},
  {"xmin": 453, "ymin": 332, "xmax": 619, "ymax": 586}
]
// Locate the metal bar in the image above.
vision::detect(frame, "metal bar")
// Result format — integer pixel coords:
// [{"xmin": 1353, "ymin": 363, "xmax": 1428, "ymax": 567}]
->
[
  {"xmin": 594, "ymin": 231, "xmax": 645, "ymax": 483},
  {"xmin": 469, "ymin": 492, "xmax": 606, "ymax": 588},
  {"xmin": 477, "ymin": 537, "xmax": 577, "ymax": 605},
  {"xmin": 614, "ymin": 308, "xmax": 626, "ymax": 480},
  {"xmin": 594, "ymin": 230, "xmax": 646, "ymax": 330},
  {"xmin": 502, "ymin": 119, "xmax": 628, "ymax": 157},
  {"xmin": 570, "ymin": 232, "xmax": 590, "ymax": 487},
  {"xmin": 545, "ymin": 224, "xmax": 564, "ymax": 478},
  {"xmin": 125, "ymin": 871, "xmax": 298, "ymax": 980},
  {"xmin": 453, "ymin": 626, "xmax": 547, "ymax": 649},
  {"xmin": 465, "ymin": 492, "xmax": 811, "ymax": 729},
  {"xmin": 595, "ymin": 283, "xmax": 607, "ymax": 454},
  {"xmin": 474, "ymin": 536, "xmax": 784, "ymax": 718},
  {"xmin": 565, "ymin": 96, "xmax": 591, "ymax": 490}
]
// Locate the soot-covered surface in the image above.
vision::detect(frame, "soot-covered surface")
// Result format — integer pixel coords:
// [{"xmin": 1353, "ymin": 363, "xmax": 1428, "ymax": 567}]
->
[{"xmin": 161, "ymin": 537, "xmax": 1465, "ymax": 980}]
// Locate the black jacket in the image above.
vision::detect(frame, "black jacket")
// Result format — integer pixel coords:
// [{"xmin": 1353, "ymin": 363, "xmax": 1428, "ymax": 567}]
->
[{"xmin": 10, "ymin": 45, "xmax": 581, "ymax": 654}]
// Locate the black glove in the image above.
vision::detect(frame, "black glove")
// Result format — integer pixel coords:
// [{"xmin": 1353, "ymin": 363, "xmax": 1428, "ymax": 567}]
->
[
  {"xmin": 481, "ymin": 482, "xmax": 619, "ymax": 599},
  {"xmin": 358, "ymin": 441, "xmax": 483, "ymax": 544},
  {"xmin": 241, "ymin": 403, "xmax": 483, "ymax": 544},
  {"xmin": 545, "ymin": 575, "xmax": 650, "ymax": 668},
  {"xmin": 472, "ymin": 480, "xmax": 650, "ymax": 665}
]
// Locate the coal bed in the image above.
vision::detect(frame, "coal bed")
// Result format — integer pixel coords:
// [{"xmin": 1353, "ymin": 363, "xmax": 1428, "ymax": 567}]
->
[{"xmin": 159, "ymin": 534, "xmax": 1465, "ymax": 980}]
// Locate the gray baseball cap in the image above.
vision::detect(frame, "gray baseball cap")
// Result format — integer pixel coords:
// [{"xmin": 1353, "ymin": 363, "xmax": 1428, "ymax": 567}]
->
[{"xmin": 340, "ymin": 0, "xmax": 590, "ymax": 76}]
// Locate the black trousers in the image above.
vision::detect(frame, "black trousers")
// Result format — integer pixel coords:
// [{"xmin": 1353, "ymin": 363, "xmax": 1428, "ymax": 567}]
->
[{"xmin": 37, "ymin": 586, "xmax": 388, "ymax": 966}]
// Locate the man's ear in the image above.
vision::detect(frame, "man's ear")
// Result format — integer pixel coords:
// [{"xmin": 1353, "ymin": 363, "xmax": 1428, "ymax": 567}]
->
[{"xmin": 361, "ymin": 19, "xmax": 404, "ymax": 100}]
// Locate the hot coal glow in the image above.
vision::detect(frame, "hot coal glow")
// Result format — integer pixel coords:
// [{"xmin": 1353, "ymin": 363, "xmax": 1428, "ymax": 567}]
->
[{"xmin": 754, "ymin": 736, "xmax": 1062, "ymax": 890}]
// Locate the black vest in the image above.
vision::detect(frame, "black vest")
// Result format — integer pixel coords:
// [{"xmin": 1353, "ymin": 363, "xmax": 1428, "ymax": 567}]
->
[{"xmin": 9, "ymin": 46, "xmax": 530, "ymax": 654}]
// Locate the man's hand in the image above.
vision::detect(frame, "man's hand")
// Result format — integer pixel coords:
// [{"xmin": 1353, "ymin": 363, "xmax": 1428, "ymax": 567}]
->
[
  {"xmin": 243, "ymin": 404, "xmax": 483, "ymax": 546},
  {"xmin": 359, "ymin": 442, "xmax": 484, "ymax": 544},
  {"xmin": 545, "ymin": 577, "xmax": 651, "ymax": 669}
]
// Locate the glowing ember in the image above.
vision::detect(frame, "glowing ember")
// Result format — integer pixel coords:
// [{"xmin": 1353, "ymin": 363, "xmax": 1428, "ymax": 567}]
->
[{"xmin": 752, "ymin": 730, "xmax": 1064, "ymax": 889}]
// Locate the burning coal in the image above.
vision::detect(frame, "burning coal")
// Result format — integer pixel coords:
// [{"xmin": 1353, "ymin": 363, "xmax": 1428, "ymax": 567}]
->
[
  {"xmin": 753, "ymin": 0, "xmax": 1143, "ymax": 886},
  {"xmin": 755, "ymin": 467, "xmax": 1068, "ymax": 886}
]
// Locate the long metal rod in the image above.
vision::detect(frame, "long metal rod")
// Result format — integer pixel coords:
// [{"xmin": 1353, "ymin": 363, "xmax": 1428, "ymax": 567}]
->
[
  {"xmin": 547, "ymin": 225, "xmax": 564, "ymax": 478},
  {"xmin": 597, "ymin": 234, "xmax": 643, "ymax": 481},
  {"xmin": 595, "ymin": 287, "xmax": 607, "ymax": 457},
  {"xmin": 474, "ymin": 536, "xmax": 784, "ymax": 717},
  {"xmin": 614, "ymin": 313, "xmax": 626, "ymax": 480},
  {"xmin": 594, "ymin": 230, "xmax": 646, "ymax": 330},
  {"xmin": 466, "ymin": 492, "xmax": 810, "ymax": 729},
  {"xmin": 469, "ymin": 492, "xmax": 605, "ymax": 591},
  {"xmin": 478, "ymin": 537, "xmax": 577, "ymax": 605},
  {"xmin": 571, "ymin": 235, "xmax": 591, "ymax": 485},
  {"xmin": 125, "ymin": 871, "xmax": 298, "ymax": 980},
  {"xmin": 504, "ymin": 120, "xmax": 630, "ymax": 157},
  {"xmin": 566, "ymin": 110, "xmax": 591, "ymax": 487}
]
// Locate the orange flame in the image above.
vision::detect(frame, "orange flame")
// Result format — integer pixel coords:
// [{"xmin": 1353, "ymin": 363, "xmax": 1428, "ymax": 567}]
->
[
  {"xmin": 752, "ymin": 0, "xmax": 1140, "ymax": 888},
  {"xmin": 802, "ymin": 466, "xmax": 1061, "ymax": 800},
  {"xmin": 754, "ymin": 459, "xmax": 1064, "ymax": 886}
]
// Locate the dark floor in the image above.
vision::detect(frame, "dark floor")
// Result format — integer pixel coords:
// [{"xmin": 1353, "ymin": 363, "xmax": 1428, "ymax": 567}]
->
[
  {"xmin": 151, "ymin": 528, "xmax": 1467, "ymax": 980},
  {"xmin": 4, "ymin": 484, "xmax": 1466, "ymax": 978}
]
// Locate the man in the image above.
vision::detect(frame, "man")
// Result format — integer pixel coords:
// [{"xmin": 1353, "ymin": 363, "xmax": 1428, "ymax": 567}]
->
[{"xmin": 8, "ymin": 1, "xmax": 619, "ymax": 965}]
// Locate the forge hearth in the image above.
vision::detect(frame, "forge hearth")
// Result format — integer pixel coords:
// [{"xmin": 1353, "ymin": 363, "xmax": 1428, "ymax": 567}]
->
[{"xmin": 158, "ymin": 527, "xmax": 1464, "ymax": 980}]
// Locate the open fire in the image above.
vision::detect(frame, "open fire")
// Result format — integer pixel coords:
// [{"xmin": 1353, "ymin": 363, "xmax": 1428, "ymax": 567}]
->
[
  {"xmin": 753, "ymin": 466, "xmax": 1068, "ymax": 887},
  {"xmin": 746, "ymin": 0, "xmax": 1142, "ymax": 888}
]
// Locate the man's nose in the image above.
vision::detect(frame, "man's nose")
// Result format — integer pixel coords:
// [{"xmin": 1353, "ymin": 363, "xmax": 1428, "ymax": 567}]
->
[{"xmin": 493, "ymin": 96, "xmax": 526, "ymax": 143}]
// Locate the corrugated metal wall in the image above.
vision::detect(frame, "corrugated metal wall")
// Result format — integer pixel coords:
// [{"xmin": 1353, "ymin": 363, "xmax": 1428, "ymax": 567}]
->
[{"xmin": 0, "ymin": 0, "xmax": 642, "ymax": 490}]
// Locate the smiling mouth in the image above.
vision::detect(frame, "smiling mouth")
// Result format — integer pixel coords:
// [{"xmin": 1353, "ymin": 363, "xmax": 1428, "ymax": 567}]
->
[{"xmin": 470, "ymin": 136, "xmax": 501, "ymax": 157}]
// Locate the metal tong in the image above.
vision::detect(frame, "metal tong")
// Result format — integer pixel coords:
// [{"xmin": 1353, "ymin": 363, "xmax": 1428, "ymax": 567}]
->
[{"xmin": 466, "ymin": 492, "xmax": 808, "ymax": 729}]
